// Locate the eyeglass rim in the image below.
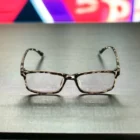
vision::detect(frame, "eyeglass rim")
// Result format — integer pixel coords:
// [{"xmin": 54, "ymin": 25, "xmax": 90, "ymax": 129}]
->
[{"xmin": 22, "ymin": 69, "xmax": 117, "ymax": 95}]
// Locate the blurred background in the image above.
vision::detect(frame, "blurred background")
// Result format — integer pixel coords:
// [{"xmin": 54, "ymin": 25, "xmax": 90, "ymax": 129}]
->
[{"xmin": 0, "ymin": 0, "xmax": 140, "ymax": 23}]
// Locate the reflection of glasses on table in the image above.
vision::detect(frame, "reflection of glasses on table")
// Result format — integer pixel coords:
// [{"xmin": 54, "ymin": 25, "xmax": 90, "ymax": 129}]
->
[{"xmin": 20, "ymin": 46, "xmax": 120, "ymax": 95}]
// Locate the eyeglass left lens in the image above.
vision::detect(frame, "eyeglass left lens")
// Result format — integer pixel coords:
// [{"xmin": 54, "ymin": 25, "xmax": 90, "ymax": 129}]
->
[
  {"xmin": 77, "ymin": 72, "xmax": 115, "ymax": 93},
  {"xmin": 26, "ymin": 73, "xmax": 64, "ymax": 93}
]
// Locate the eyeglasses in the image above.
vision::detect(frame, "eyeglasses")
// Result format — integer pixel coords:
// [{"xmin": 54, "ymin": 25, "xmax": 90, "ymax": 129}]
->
[{"xmin": 20, "ymin": 46, "xmax": 120, "ymax": 95}]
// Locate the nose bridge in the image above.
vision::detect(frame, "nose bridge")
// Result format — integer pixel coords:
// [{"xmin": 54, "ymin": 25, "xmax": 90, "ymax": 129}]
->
[{"xmin": 66, "ymin": 74, "xmax": 75, "ymax": 80}]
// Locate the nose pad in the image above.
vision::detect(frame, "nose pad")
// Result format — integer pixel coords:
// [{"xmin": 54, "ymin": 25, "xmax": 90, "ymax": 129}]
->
[
  {"xmin": 78, "ymin": 79, "xmax": 82, "ymax": 87},
  {"xmin": 60, "ymin": 78, "xmax": 64, "ymax": 86}
]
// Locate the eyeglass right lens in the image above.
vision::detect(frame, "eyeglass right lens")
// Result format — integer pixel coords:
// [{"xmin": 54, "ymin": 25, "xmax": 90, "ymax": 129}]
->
[{"xmin": 26, "ymin": 73, "xmax": 64, "ymax": 93}]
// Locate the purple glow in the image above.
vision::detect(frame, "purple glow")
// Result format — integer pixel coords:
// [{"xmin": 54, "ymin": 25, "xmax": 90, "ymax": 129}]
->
[{"xmin": 42, "ymin": 0, "xmax": 73, "ymax": 22}]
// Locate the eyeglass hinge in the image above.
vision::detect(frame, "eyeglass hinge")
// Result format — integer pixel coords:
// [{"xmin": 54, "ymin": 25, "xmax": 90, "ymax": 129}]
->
[
  {"xmin": 115, "ymin": 68, "xmax": 120, "ymax": 77},
  {"xmin": 20, "ymin": 67, "xmax": 27, "ymax": 77}
]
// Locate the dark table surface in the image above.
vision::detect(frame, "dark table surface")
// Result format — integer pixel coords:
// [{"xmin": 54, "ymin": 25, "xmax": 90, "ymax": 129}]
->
[{"xmin": 0, "ymin": 23, "xmax": 140, "ymax": 133}]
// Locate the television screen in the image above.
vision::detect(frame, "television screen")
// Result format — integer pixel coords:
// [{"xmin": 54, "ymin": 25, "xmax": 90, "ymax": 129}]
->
[{"xmin": 0, "ymin": 0, "xmax": 140, "ymax": 23}]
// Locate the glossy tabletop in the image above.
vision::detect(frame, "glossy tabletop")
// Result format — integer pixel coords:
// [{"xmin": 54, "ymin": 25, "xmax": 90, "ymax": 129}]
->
[{"xmin": 0, "ymin": 23, "xmax": 140, "ymax": 133}]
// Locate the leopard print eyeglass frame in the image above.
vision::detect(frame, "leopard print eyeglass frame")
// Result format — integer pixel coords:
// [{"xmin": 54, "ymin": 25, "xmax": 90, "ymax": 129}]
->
[{"xmin": 20, "ymin": 46, "xmax": 120, "ymax": 95}]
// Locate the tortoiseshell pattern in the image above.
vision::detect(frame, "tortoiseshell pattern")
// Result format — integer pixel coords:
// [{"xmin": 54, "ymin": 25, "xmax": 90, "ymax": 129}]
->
[{"xmin": 20, "ymin": 46, "xmax": 120, "ymax": 95}]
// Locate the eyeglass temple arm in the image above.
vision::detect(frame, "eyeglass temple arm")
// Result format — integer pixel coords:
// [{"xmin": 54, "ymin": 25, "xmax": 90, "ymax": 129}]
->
[
  {"xmin": 20, "ymin": 48, "xmax": 44, "ymax": 71},
  {"xmin": 99, "ymin": 46, "xmax": 120, "ymax": 76}
]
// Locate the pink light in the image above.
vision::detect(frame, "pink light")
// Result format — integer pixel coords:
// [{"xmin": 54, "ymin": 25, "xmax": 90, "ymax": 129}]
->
[
  {"xmin": 0, "ymin": 0, "xmax": 27, "ymax": 23},
  {"xmin": 64, "ymin": 0, "xmax": 133, "ymax": 22}
]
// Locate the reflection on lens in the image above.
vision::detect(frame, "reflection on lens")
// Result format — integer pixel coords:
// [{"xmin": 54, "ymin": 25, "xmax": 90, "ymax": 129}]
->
[
  {"xmin": 26, "ymin": 73, "xmax": 64, "ymax": 93},
  {"xmin": 77, "ymin": 73, "xmax": 115, "ymax": 93}
]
